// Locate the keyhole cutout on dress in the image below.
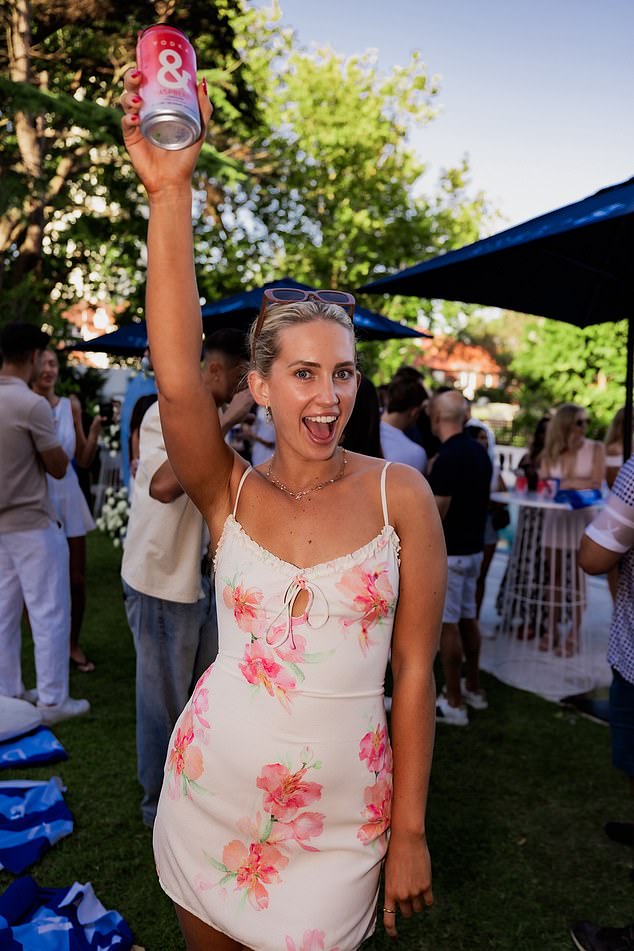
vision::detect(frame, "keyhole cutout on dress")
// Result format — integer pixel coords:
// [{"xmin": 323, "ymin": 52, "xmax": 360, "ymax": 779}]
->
[{"xmin": 290, "ymin": 587, "xmax": 309, "ymax": 619}]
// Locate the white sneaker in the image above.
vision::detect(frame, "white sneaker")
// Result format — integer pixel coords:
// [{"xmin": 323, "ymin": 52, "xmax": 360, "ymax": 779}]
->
[
  {"xmin": 37, "ymin": 697, "xmax": 90, "ymax": 725},
  {"xmin": 436, "ymin": 694, "xmax": 469, "ymax": 726},
  {"xmin": 460, "ymin": 679, "xmax": 488, "ymax": 710}
]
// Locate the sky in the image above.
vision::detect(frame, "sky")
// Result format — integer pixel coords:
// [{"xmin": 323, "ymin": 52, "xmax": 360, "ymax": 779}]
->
[{"xmin": 254, "ymin": 0, "xmax": 634, "ymax": 229}]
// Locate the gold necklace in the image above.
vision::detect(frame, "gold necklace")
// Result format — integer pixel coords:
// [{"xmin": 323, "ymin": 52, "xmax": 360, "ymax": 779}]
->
[{"xmin": 265, "ymin": 449, "xmax": 347, "ymax": 501}]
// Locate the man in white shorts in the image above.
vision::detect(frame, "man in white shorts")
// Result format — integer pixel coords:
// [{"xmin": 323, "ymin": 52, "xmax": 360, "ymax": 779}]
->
[
  {"xmin": 428, "ymin": 391, "xmax": 492, "ymax": 726},
  {"xmin": 0, "ymin": 322, "xmax": 89, "ymax": 725}
]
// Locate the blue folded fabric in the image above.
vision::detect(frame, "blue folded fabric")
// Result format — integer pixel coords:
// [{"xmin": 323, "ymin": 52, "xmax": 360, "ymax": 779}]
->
[
  {"xmin": 0, "ymin": 875, "xmax": 133, "ymax": 950},
  {"xmin": 0, "ymin": 727, "xmax": 67, "ymax": 770},
  {"xmin": 0, "ymin": 779, "xmax": 73, "ymax": 874},
  {"xmin": 554, "ymin": 488, "xmax": 603, "ymax": 509}
]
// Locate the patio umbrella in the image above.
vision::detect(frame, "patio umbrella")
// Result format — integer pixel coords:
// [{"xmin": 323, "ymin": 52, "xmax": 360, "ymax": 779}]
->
[
  {"xmin": 360, "ymin": 176, "xmax": 634, "ymax": 455},
  {"xmin": 70, "ymin": 278, "xmax": 427, "ymax": 356},
  {"xmin": 200, "ymin": 278, "xmax": 429, "ymax": 342},
  {"xmin": 202, "ymin": 277, "xmax": 430, "ymax": 340},
  {"xmin": 71, "ymin": 322, "xmax": 149, "ymax": 357}
]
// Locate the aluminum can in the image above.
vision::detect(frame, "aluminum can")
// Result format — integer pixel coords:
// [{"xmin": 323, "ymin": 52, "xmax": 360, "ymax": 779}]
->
[{"xmin": 136, "ymin": 25, "xmax": 201, "ymax": 150}]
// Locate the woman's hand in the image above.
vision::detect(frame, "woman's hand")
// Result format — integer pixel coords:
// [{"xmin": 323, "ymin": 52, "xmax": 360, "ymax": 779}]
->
[
  {"xmin": 382, "ymin": 830, "xmax": 433, "ymax": 939},
  {"xmin": 120, "ymin": 68, "xmax": 213, "ymax": 197}
]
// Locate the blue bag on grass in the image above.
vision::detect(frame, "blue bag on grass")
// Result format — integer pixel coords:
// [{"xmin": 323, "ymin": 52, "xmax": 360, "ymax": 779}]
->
[
  {"xmin": 0, "ymin": 779, "xmax": 73, "ymax": 874},
  {"xmin": 0, "ymin": 875, "xmax": 133, "ymax": 950},
  {"xmin": 0, "ymin": 727, "xmax": 67, "ymax": 771}
]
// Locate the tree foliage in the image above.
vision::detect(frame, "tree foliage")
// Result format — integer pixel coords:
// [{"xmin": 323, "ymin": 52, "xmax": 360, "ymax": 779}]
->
[
  {"xmin": 509, "ymin": 316, "xmax": 628, "ymax": 433},
  {"xmin": 0, "ymin": 0, "xmax": 263, "ymax": 325},
  {"xmin": 2, "ymin": 0, "xmax": 491, "ymax": 368}
]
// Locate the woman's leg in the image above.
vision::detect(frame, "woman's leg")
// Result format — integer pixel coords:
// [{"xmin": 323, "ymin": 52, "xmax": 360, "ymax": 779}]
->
[
  {"xmin": 174, "ymin": 903, "xmax": 247, "ymax": 951},
  {"xmin": 68, "ymin": 535, "xmax": 94, "ymax": 670}
]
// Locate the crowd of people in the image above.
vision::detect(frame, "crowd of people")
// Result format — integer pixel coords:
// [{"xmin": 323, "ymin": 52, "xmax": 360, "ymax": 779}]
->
[
  {"xmin": 1, "ymin": 75, "xmax": 633, "ymax": 951},
  {"xmin": 2, "ymin": 309, "xmax": 631, "ymax": 951}
]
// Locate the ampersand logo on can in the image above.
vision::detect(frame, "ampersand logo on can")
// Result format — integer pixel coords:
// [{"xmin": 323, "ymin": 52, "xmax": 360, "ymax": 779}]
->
[{"xmin": 157, "ymin": 49, "xmax": 189, "ymax": 89}]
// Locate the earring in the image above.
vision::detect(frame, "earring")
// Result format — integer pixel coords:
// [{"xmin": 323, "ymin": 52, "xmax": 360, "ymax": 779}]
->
[{"xmin": 265, "ymin": 406, "xmax": 272, "ymax": 423}]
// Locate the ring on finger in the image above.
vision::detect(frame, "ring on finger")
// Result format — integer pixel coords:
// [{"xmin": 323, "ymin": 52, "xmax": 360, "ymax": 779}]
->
[{"xmin": 383, "ymin": 908, "xmax": 396, "ymax": 914}]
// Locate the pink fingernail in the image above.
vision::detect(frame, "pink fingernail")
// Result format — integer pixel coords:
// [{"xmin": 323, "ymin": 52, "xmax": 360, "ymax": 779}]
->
[
  {"xmin": 202, "ymin": 77, "xmax": 208, "ymax": 94},
  {"xmin": 131, "ymin": 114, "xmax": 139, "ymax": 123},
  {"xmin": 131, "ymin": 70, "xmax": 140, "ymax": 79},
  {"xmin": 132, "ymin": 96, "xmax": 141, "ymax": 104}
]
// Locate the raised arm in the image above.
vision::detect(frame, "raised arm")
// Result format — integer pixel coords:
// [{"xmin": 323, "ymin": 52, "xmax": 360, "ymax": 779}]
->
[
  {"xmin": 120, "ymin": 72, "xmax": 235, "ymax": 520},
  {"xmin": 383, "ymin": 464, "xmax": 447, "ymax": 938}
]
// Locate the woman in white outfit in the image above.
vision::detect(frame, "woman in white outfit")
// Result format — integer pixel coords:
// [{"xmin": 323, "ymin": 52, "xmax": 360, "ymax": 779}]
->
[{"xmin": 33, "ymin": 350, "xmax": 101, "ymax": 672}]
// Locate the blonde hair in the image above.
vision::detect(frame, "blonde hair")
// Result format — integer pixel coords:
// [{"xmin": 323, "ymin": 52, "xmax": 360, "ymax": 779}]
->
[
  {"xmin": 542, "ymin": 403, "xmax": 584, "ymax": 470},
  {"xmin": 249, "ymin": 300, "xmax": 356, "ymax": 377}
]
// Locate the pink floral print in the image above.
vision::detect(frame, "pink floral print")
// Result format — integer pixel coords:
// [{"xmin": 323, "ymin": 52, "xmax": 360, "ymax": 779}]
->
[
  {"xmin": 257, "ymin": 762, "xmax": 323, "ymax": 820},
  {"xmin": 208, "ymin": 749, "xmax": 325, "ymax": 909},
  {"xmin": 221, "ymin": 839, "xmax": 289, "ymax": 910},
  {"xmin": 191, "ymin": 665, "xmax": 213, "ymax": 742},
  {"xmin": 336, "ymin": 559, "xmax": 395, "ymax": 654},
  {"xmin": 357, "ymin": 725, "xmax": 393, "ymax": 847},
  {"xmin": 357, "ymin": 778, "xmax": 392, "ymax": 846},
  {"xmin": 239, "ymin": 641, "xmax": 297, "ymax": 712},
  {"xmin": 286, "ymin": 930, "xmax": 341, "ymax": 951},
  {"xmin": 223, "ymin": 581, "xmax": 266, "ymax": 635},
  {"xmin": 358, "ymin": 724, "xmax": 391, "ymax": 777},
  {"xmin": 166, "ymin": 708, "xmax": 205, "ymax": 800},
  {"xmin": 222, "ymin": 576, "xmax": 334, "ymax": 711}
]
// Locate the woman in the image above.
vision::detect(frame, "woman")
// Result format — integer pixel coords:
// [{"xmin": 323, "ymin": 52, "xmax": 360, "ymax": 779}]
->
[
  {"xmin": 539, "ymin": 403, "xmax": 605, "ymax": 655},
  {"xmin": 121, "ymin": 73, "xmax": 445, "ymax": 950},
  {"xmin": 33, "ymin": 351, "xmax": 101, "ymax": 672},
  {"xmin": 605, "ymin": 407, "xmax": 630, "ymax": 490}
]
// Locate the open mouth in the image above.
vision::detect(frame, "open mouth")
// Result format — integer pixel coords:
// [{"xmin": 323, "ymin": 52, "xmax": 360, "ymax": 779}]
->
[{"xmin": 303, "ymin": 415, "xmax": 338, "ymax": 442}]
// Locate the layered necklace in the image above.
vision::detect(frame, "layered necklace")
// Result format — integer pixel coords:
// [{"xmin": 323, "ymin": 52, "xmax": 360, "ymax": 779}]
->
[{"xmin": 265, "ymin": 448, "xmax": 347, "ymax": 501}]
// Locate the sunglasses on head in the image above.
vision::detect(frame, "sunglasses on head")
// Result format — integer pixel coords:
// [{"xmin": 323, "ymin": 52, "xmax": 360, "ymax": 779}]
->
[
  {"xmin": 575, "ymin": 418, "xmax": 589, "ymax": 426},
  {"xmin": 253, "ymin": 288, "xmax": 356, "ymax": 339}
]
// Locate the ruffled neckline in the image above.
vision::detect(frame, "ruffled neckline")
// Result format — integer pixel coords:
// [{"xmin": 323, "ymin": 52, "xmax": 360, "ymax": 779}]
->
[{"xmin": 214, "ymin": 514, "xmax": 401, "ymax": 578}]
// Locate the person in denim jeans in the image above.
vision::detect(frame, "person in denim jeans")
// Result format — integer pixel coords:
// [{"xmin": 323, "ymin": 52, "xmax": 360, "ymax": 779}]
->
[{"xmin": 121, "ymin": 331, "xmax": 252, "ymax": 826}]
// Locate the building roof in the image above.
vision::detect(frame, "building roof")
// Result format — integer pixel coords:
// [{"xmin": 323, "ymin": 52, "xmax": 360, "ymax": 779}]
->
[{"xmin": 414, "ymin": 335, "xmax": 502, "ymax": 375}]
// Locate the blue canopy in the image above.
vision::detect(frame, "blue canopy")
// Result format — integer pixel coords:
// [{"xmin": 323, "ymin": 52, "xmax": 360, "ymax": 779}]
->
[
  {"xmin": 360, "ymin": 177, "xmax": 634, "ymax": 327},
  {"xmin": 360, "ymin": 176, "xmax": 634, "ymax": 455},
  {"xmin": 70, "ymin": 322, "xmax": 149, "ymax": 356},
  {"xmin": 70, "ymin": 279, "xmax": 426, "ymax": 356},
  {"xmin": 200, "ymin": 278, "xmax": 428, "ymax": 341}
]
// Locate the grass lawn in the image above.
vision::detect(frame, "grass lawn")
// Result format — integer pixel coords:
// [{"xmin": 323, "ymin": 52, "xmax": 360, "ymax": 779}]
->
[{"xmin": 1, "ymin": 532, "xmax": 632, "ymax": 950}]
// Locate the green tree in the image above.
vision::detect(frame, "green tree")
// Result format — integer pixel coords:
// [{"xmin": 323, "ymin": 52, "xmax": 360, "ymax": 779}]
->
[
  {"xmin": 510, "ymin": 316, "xmax": 628, "ymax": 434},
  {"xmin": 192, "ymin": 32, "xmax": 491, "ymax": 375},
  {"xmin": 190, "ymin": 24, "xmax": 488, "ymax": 290},
  {"xmin": 0, "ymin": 0, "xmax": 261, "ymax": 327}
]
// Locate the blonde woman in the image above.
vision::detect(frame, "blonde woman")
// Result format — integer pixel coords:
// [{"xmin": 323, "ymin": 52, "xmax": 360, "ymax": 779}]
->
[
  {"xmin": 539, "ymin": 403, "xmax": 604, "ymax": 655},
  {"xmin": 120, "ymin": 73, "xmax": 446, "ymax": 950}
]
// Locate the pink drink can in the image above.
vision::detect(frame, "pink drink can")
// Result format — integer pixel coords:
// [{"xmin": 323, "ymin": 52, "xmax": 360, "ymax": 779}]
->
[{"xmin": 136, "ymin": 25, "xmax": 201, "ymax": 150}]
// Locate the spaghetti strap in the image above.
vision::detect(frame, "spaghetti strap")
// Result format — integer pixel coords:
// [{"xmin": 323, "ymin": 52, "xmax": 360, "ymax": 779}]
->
[
  {"xmin": 380, "ymin": 462, "xmax": 392, "ymax": 527},
  {"xmin": 233, "ymin": 466, "xmax": 253, "ymax": 517}
]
